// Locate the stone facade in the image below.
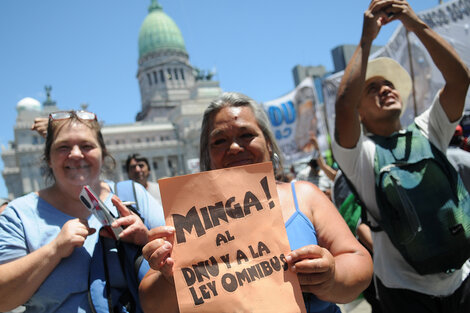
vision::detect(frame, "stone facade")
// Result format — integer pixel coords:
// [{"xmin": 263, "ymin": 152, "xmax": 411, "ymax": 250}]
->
[{"xmin": 1, "ymin": 1, "xmax": 221, "ymax": 199}]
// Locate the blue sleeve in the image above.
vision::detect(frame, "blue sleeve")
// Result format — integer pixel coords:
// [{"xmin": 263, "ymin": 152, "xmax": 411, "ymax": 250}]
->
[
  {"xmin": 0, "ymin": 207, "xmax": 28, "ymax": 264},
  {"xmin": 133, "ymin": 183, "xmax": 166, "ymax": 229}
]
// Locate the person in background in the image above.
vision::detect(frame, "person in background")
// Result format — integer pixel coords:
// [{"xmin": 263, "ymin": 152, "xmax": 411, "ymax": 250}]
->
[
  {"xmin": 31, "ymin": 117, "xmax": 48, "ymax": 138},
  {"xmin": 139, "ymin": 92, "xmax": 373, "ymax": 313},
  {"xmin": 297, "ymin": 134, "xmax": 336, "ymax": 199},
  {"xmin": 0, "ymin": 110, "xmax": 165, "ymax": 312},
  {"xmin": 126, "ymin": 154, "xmax": 162, "ymax": 205},
  {"xmin": 333, "ymin": 0, "xmax": 470, "ymax": 312},
  {"xmin": 450, "ymin": 124, "xmax": 470, "ymax": 152},
  {"xmin": 447, "ymin": 125, "xmax": 470, "ymax": 192}
]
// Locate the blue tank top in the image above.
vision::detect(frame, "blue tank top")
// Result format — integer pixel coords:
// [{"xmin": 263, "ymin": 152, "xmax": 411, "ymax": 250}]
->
[{"xmin": 285, "ymin": 182, "xmax": 341, "ymax": 313}]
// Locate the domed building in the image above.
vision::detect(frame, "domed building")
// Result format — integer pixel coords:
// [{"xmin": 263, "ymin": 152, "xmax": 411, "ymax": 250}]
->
[
  {"xmin": 1, "ymin": 88, "xmax": 59, "ymax": 198},
  {"xmin": 16, "ymin": 97, "xmax": 41, "ymax": 112},
  {"xmin": 1, "ymin": 0, "xmax": 221, "ymax": 199},
  {"xmin": 102, "ymin": 0, "xmax": 221, "ymax": 184},
  {"xmin": 135, "ymin": 0, "xmax": 220, "ymax": 121}
]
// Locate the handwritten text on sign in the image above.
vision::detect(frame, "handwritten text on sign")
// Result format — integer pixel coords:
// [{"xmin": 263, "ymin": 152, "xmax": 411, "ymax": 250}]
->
[{"xmin": 158, "ymin": 162, "xmax": 305, "ymax": 313}]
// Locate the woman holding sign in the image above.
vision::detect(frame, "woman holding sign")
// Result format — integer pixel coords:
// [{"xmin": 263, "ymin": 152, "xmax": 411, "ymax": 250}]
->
[
  {"xmin": 140, "ymin": 92, "xmax": 373, "ymax": 313},
  {"xmin": 0, "ymin": 111, "xmax": 164, "ymax": 312}
]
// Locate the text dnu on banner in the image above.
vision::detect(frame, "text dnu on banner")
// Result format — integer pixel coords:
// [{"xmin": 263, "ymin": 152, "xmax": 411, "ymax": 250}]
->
[{"xmin": 159, "ymin": 162, "xmax": 306, "ymax": 313}]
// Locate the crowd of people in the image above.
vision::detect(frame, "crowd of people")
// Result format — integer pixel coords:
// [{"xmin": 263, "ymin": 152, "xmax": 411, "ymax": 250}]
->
[{"xmin": 1, "ymin": 1, "xmax": 470, "ymax": 313}]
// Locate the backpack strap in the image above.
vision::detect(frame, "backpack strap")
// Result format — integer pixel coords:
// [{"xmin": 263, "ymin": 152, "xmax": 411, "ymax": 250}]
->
[
  {"xmin": 89, "ymin": 232, "xmax": 147, "ymax": 313},
  {"xmin": 116, "ymin": 241, "xmax": 148, "ymax": 313},
  {"xmin": 88, "ymin": 236, "xmax": 117, "ymax": 313},
  {"xmin": 115, "ymin": 180, "xmax": 137, "ymax": 209},
  {"xmin": 115, "ymin": 181, "xmax": 144, "ymax": 223},
  {"xmin": 87, "ymin": 181, "xmax": 148, "ymax": 312}
]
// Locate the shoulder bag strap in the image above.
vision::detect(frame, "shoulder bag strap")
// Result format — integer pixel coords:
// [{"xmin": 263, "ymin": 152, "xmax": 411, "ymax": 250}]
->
[
  {"xmin": 116, "ymin": 180, "xmax": 142, "ymax": 218},
  {"xmin": 88, "ymin": 235, "xmax": 114, "ymax": 313}
]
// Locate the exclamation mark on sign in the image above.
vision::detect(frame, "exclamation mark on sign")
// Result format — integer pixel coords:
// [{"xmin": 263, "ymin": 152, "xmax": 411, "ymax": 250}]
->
[{"xmin": 260, "ymin": 176, "xmax": 275, "ymax": 209}]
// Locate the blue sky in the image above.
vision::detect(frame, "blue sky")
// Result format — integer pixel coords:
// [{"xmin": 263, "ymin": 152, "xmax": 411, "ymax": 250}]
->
[{"xmin": 0, "ymin": 0, "xmax": 442, "ymax": 198}]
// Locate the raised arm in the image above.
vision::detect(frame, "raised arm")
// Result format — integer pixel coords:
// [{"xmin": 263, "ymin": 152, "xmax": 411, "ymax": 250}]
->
[
  {"xmin": 310, "ymin": 133, "xmax": 337, "ymax": 181},
  {"xmin": 335, "ymin": 1, "xmax": 391, "ymax": 148},
  {"xmin": 389, "ymin": 0, "xmax": 470, "ymax": 122}
]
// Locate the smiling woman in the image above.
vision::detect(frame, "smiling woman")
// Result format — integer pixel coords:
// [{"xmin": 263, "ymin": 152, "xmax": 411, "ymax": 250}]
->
[
  {"xmin": 139, "ymin": 92, "xmax": 373, "ymax": 313},
  {"xmin": 0, "ymin": 110, "xmax": 165, "ymax": 313},
  {"xmin": 208, "ymin": 106, "xmax": 272, "ymax": 169},
  {"xmin": 43, "ymin": 112, "xmax": 111, "ymax": 187},
  {"xmin": 200, "ymin": 92, "xmax": 282, "ymax": 175}
]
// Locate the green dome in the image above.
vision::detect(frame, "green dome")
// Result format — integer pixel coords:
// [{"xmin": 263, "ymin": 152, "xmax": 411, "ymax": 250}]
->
[{"xmin": 138, "ymin": 0, "xmax": 187, "ymax": 58}]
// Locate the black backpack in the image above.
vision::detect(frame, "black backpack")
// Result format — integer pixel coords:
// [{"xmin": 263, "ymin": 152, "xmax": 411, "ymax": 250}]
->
[{"xmin": 88, "ymin": 180, "xmax": 149, "ymax": 313}]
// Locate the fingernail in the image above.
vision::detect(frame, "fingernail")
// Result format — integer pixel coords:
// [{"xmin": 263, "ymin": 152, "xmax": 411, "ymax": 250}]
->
[
  {"xmin": 166, "ymin": 226, "xmax": 175, "ymax": 233},
  {"xmin": 162, "ymin": 242, "xmax": 171, "ymax": 250},
  {"xmin": 290, "ymin": 264, "xmax": 296, "ymax": 272},
  {"xmin": 285, "ymin": 255, "xmax": 292, "ymax": 263}
]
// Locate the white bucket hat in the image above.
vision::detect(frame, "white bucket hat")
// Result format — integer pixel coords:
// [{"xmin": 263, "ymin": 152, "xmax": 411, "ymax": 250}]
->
[{"xmin": 365, "ymin": 57, "xmax": 412, "ymax": 114}]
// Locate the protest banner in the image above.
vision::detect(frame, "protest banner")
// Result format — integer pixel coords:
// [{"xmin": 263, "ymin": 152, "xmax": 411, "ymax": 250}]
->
[
  {"xmin": 158, "ymin": 162, "xmax": 306, "ymax": 313},
  {"xmin": 262, "ymin": 77, "xmax": 328, "ymax": 166}
]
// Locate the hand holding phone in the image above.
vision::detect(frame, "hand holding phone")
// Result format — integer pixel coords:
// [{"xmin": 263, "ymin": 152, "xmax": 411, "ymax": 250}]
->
[{"xmin": 79, "ymin": 185, "xmax": 123, "ymax": 240}]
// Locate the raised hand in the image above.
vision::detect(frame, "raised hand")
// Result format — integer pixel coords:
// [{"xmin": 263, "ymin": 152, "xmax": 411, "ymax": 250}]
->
[
  {"xmin": 385, "ymin": 0, "xmax": 421, "ymax": 31},
  {"xmin": 31, "ymin": 117, "xmax": 49, "ymax": 138},
  {"xmin": 309, "ymin": 132, "xmax": 320, "ymax": 151},
  {"xmin": 363, "ymin": 0, "xmax": 396, "ymax": 41}
]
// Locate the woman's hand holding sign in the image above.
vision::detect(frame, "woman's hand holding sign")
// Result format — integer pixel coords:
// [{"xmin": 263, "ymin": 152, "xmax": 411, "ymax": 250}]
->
[
  {"xmin": 143, "ymin": 226, "xmax": 176, "ymax": 280},
  {"xmin": 140, "ymin": 226, "xmax": 180, "ymax": 313},
  {"xmin": 286, "ymin": 245, "xmax": 336, "ymax": 298}
]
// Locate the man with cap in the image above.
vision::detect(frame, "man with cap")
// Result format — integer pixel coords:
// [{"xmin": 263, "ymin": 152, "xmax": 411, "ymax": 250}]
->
[{"xmin": 332, "ymin": 0, "xmax": 470, "ymax": 312}]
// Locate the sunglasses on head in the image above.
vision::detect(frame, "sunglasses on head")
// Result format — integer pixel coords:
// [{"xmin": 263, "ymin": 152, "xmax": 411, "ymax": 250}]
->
[{"xmin": 49, "ymin": 110, "xmax": 97, "ymax": 121}]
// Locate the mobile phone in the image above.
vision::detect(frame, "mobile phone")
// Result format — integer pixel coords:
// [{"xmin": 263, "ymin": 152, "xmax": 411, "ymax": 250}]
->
[{"xmin": 79, "ymin": 185, "xmax": 123, "ymax": 240}]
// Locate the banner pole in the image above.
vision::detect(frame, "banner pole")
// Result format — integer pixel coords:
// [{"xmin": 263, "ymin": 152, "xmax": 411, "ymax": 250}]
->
[{"xmin": 406, "ymin": 29, "xmax": 418, "ymax": 118}]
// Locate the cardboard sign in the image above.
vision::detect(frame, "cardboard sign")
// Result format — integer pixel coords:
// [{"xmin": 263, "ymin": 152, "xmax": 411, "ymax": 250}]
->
[{"xmin": 159, "ymin": 162, "xmax": 306, "ymax": 313}]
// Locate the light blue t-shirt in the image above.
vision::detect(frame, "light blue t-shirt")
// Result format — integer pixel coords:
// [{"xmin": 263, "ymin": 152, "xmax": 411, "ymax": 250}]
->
[{"xmin": 0, "ymin": 182, "xmax": 165, "ymax": 313}]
